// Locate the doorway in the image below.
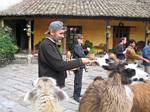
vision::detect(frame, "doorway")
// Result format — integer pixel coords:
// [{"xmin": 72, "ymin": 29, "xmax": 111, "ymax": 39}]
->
[
  {"xmin": 15, "ymin": 20, "xmax": 34, "ymax": 53},
  {"xmin": 16, "ymin": 20, "xmax": 28, "ymax": 51}
]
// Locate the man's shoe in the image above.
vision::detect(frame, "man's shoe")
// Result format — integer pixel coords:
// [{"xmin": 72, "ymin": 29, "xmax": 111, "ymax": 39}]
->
[
  {"xmin": 84, "ymin": 68, "xmax": 88, "ymax": 72},
  {"xmin": 74, "ymin": 97, "xmax": 80, "ymax": 103}
]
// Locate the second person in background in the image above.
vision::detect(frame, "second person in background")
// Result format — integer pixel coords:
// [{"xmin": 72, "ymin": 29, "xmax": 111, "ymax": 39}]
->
[{"xmin": 72, "ymin": 34, "xmax": 86, "ymax": 102}]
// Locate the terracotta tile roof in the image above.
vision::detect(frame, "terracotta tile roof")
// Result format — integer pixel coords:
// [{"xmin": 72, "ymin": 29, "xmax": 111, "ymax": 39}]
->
[{"xmin": 0, "ymin": 0, "xmax": 150, "ymax": 19}]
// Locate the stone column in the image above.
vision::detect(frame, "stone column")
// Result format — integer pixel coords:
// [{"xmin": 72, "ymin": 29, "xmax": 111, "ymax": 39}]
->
[
  {"xmin": 0, "ymin": 19, "xmax": 4, "ymax": 27},
  {"xmin": 105, "ymin": 20, "xmax": 111, "ymax": 53},
  {"xmin": 26, "ymin": 20, "xmax": 33, "ymax": 64},
  {"xmin": 63, "ymin": 36, "xmax": 66, "ymax": 54},
  {"xmin": 145, "ymin": 21, "xmax": 150, "ymax": 45},
  {"xmin": 27, "ymin": 20, "xmax": 32, "ymax": 54}
]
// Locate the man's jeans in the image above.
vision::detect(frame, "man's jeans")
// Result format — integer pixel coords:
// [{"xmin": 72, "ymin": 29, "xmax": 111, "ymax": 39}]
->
[{"xmin": 73, "ymin": 68, "xmax": 83, "ymax": 98}]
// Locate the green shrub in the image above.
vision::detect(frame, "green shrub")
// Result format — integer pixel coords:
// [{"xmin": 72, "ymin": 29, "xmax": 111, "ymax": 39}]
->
[
  {"xmin": 83, "ymin": 40, "xmax": 93, "ymax": 49},
  {"xmin": 82, "ymin": 40, "xmax": 97, "ymax": 55},
  {"xmin": 89, "ymin": 47, "xmax": 96, "ymax": 54},
  {"xmin": 0, "ymin": 27, "xmax": 18, "ymax": 67}
]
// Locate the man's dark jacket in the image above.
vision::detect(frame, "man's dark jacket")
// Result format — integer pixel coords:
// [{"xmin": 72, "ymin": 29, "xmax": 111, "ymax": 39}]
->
[
  {"xmin": 38, "ymin": 38, "xmax": 83, "ymax": 87},
  {"xmin": 115, "ymin": 43, "xmax": 125, "ymax": 60},
  {"xmin": 73, "ymin": 44, "xmax": 86, "ymax": 69}
]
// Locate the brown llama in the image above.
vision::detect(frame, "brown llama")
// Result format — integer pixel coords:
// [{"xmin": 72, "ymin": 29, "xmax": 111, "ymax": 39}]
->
[
  {"xmin": 79, "ymin": 63, "xmax": 135, "ymax": 112},
  {"xmin": 130, "ymin": 79, "xmax": 150, "ymax": 112}
]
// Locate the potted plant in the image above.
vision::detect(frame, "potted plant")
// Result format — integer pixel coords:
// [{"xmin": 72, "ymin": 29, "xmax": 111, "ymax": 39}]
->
[
  {"xmin": 87, "ymin": 47, "xmax": 96, "ymax": 60},
  {"xmin": 83, "ymin": 40, "xmax": 96, "ymax": 59}
]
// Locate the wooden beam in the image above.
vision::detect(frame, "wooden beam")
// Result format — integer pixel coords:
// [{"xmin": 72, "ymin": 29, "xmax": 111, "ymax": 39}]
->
[
  {"xmin": 144, "ymin": 22, "xmax": 148, "ymax": 45},
  {"xmin": 105, "ymin": 20, "xmax": 111, "ymax": 53},
  {"xmin": 27, "ymin": 20, "xmax": 32, "ymax": 54},
  {"xmin": 1, "ymin": 15, "xmax": 150, "ymax": 21}
]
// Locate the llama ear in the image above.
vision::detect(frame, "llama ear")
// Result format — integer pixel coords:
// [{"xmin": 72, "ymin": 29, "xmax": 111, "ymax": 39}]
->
[
  {"xmin": 134, "ymin": 63, "xmax": 138, "ymax": 67},
  {"xmin": 104, "ymin": 53, "xmax": 109, "ymax": 59},
  {"xmin": 54, "ymin": 87, "xmax": 69, "ymax": 101},
  {"xmin": 24, "ymin": 91, "xmax": 30, "ymax": 102},
  {"xmin": 102, "ymin": 65, "xmax": 114, "ymax": 70},
  {"xmin": 94, "ymin": 76, "xmax": 104, "ymax": 81},
  {"xmin": 33, "ymin": 78, "xmax": 40, "ymax": 87},
  {"xmin": 105, "ymin": 59, "xmax": 110, "ymax": 64},
  {"xmin": 24, "ymin": 88, "xmax": 38, "ymax": 102}
]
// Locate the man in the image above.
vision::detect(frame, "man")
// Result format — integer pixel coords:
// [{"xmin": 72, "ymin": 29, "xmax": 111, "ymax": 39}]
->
[
  {"xmin": 115, "ymin": 37, "xmax": 127, "ymax": 60},
  {"xmin": 38, "ymin": 21, "xmax": 91, "ymax": 88},
  {"xmin": 72, "ymin": 34, "xmax": 86, "ymax": 102}
]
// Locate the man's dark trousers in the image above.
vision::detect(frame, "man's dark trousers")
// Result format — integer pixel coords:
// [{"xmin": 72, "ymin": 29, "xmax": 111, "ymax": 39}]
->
[{"xmin": 73, "ymin": 68, "xmax": 83, "ymax": 100}]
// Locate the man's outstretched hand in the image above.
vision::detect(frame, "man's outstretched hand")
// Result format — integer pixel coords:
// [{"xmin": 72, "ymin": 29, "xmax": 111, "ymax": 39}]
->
[{"xmin": 81, "ymin": 58, "xmax": 96, "ymax": 65}]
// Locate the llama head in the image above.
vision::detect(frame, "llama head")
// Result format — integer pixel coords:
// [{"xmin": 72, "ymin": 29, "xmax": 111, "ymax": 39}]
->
[
  {"xmin": 125, "ymin": 64, "xmax": 149, "ymax": 83},
  {"xmin": 103, "ymin": 58, "xmax": 149, "ymax": 84},
  {"xmin": 94, "ymin": 76, "xmax": 104, "ymax": 81},
  {"xmin": 96, "ymin": 53, "xmax": 120, "ymax": 66},
  {"xmin": 95, "ymin": 54, "xmax": 109, "ymax": 66},
  {"xmin": 24, "ymin": 77, "xmax": 68, "ymax": 102},
  {"xmin": 102, "ymin": 62, "xmax": 136, "ymax": 84},
  {"xmin": 32, "ymin": 77, "xmax": 56, "ymax": 87}
]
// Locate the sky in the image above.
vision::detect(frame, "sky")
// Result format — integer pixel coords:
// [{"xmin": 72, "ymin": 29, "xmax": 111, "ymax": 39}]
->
[{"xmin": 0, "ymin": 0, "xmax": 22, "ymax": 10}]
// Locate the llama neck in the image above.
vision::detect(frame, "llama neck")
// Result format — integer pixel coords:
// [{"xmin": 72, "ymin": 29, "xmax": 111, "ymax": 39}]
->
[
  {"xmin": 111, "ymin": 73, "xmax": 122, "ymax": 86},
  {"xmin": 33, "ymin": 93, "xmax": 60, "ymax": 112},
  {"xmin": 99, "ymin": 76, "xmax": 134, "ymax": 112}
]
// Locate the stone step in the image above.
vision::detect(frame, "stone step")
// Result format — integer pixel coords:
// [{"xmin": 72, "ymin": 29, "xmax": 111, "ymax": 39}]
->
[{"xmin": 12, "ymin": 54, "xmax": 38, "ymax": 64}]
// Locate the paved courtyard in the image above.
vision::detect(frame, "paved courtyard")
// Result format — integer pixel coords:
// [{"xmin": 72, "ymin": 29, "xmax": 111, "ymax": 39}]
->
[{"xmin": 0, "ymin": 63, "xmax": 108, "ymax": 112}]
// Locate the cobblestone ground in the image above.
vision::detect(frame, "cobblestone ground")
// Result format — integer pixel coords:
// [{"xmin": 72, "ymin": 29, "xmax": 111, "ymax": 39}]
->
[{"xmin": 0, "ymin": 64, "xmax": 108, "ymax": 112}]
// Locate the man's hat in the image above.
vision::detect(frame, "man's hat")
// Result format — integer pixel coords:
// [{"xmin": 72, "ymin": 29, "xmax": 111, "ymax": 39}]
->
[{"xmin": 45, "ymin": 21, "xmax": 67, "ymax": 34}]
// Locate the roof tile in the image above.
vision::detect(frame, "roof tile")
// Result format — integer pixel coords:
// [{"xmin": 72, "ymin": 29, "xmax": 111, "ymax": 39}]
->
[{"xmin": 0, "ymin": 0, "xmax": 149, "ymax": 19}]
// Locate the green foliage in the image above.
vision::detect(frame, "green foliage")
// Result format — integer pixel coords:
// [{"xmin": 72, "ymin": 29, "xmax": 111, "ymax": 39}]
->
[
  {"xmin": 59, "ymin": 47, "xmax": 64, "ymax": 54},
  {"xmin": 83, "ymin": 40, "xmax": 93, "ymax": 49},
  {"xmin": 83, "ymin": 40, "xmax": 97, "ymax": 54},
  {"xmin": 89, "ymin": 47, "xmax": 96, "ymax": 54},
  {"xmin": 0, "ymin": 27, "xmax": 18, "ymax": 67},
  {"xmin": 82, "ymin": 40, "xmax": 97, "ymax": 55}
]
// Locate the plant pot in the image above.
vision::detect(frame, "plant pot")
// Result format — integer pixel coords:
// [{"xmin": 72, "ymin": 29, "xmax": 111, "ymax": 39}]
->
[{"xmin": 87, "ymin": 53, "xmax": 95, "ymax": 60}]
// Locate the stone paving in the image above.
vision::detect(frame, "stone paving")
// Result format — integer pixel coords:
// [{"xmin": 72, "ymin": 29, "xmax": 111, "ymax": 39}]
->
[{"xmin": 0, "ymin": 63, "xmax": 108, "ymax": 112}]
